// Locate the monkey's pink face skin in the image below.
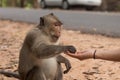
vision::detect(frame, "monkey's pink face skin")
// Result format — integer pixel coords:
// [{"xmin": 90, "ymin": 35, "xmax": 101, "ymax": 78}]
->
[
  {"xmin": 54, "ymin": 22, "xmax": 62, "ymax": 36},
  {"xmin": 50, "ymin": 22, "xmax": 63, "ymax": 41}
]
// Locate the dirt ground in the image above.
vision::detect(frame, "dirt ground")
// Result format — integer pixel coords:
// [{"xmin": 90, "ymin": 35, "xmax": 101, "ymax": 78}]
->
[{"xmin": 0, "ymin": 20, "xmax": 120, "ymax": 80}]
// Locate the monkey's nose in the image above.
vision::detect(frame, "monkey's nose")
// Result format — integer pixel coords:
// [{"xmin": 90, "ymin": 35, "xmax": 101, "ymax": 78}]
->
[
  {"xmin": 59, "ymin": 32, "xmax": 61, "ymax": 34},
  {"xmin": 57, "ymin": 32, "xmax": 61, "ymax": 37}
]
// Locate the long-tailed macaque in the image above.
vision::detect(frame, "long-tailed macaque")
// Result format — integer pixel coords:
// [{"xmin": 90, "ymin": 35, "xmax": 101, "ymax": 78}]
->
[{"xmin": 0, "ymin": 13, "xmax": 76, "ymax": 80}]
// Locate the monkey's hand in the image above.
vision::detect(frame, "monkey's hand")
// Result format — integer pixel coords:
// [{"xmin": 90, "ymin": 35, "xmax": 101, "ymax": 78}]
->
[
  {"xmin": 57, "ymin": 55, "xmax": 71, "ymax": 74},
  {"xmin": 63, "ymin": 60, "xmax": 71, "ymax": 74},
  {"xmin": 65, "ymin": 46, "xmax": 76, "ymax": 53}
]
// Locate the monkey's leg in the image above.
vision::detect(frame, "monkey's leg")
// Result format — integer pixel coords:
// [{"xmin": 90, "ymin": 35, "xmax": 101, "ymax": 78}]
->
[
  {"xmin": 54, "ymin": 63, "xmax": 63, "ymax": 80},
  {"xmin": 56, "ymin": 55, "xmax": 71, "ymax": 74},
  {"xmin": 25, "ymin": 66, "xmax": 46, "ymax": 80}
]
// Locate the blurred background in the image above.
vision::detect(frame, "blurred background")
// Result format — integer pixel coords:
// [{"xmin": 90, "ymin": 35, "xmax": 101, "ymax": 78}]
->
[
  {"xmin": 0, "ymin": 0, "xmax": 120, "ymax": 11},
  {"xmin": 0, "ymin": 1, "xmax": 120, "ymax": 80}
]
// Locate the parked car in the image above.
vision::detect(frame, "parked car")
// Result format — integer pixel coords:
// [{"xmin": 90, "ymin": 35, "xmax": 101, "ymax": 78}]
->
[{"xmin": 39, "ymin": 0, "xmax": 102, "ymax": 10}]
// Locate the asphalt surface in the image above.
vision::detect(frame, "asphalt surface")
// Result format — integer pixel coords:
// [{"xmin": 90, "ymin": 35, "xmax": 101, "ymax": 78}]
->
[{"xmin": 0, "ymin": 8, "xmax": 120, "ymax": 37}]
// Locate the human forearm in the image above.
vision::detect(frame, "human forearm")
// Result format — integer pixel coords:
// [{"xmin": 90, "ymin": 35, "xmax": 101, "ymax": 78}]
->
[
  {"xmin": 95, "ymin": 48, "xmax": 120, "ymax": 61},
  {"xmin": 66, "ymin": 48, "xmax": 120, "ymax": 62}
]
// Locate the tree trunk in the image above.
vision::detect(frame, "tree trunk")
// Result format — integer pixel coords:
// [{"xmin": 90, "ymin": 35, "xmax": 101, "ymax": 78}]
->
[
  {"xmin": 0, "ymin": 0, "xmax": 2, "ymax": 7},
  {"xmin": 7, "ymin": 0, "xmax": 17, "ymax": 7},
  {"xmin": 33, "ymin": 0, "xmax": 39, "ymax": 8},
  {"xmin": 20, "ymin": 0, "xmax": 25, "ymax": 8},
  {"xmin": 100, "ymin": 0, "xmax": 108, "ymax": 11}
]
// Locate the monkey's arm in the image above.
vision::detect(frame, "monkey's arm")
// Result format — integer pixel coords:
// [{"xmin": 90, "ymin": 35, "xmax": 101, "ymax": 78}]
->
[
  {"xmin": 56, "ymin": 55, "xmax": 71, "ymax": 74},
  {"xmin": 26, "ymin": 30, "xmax": 76, "ymax": 59},
  {"xmin": 31, "ymin": 42, "xmax": 67, "ymax": 59},
  {"xmin": 31, "ymin": 42, "xmax": 76, "ymax": 59},
  {"xmin": 25, "ymin": 31, "xmax": 65, "ymax": 59}
]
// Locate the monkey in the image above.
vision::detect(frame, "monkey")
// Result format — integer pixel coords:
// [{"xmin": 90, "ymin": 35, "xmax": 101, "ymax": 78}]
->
[
  {"xmin": 18, "ymin": 13, "xmax": 76, "ymax": 80},
  {"xmin": 0, "ymin": 13, "xmax": 76, "ymax": 80}
]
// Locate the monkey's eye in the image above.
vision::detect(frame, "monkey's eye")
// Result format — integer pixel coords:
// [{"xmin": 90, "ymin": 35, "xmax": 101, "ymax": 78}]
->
[{"xmin": 54, "ymin": 22, "xmax": 61, "ymax": 26}]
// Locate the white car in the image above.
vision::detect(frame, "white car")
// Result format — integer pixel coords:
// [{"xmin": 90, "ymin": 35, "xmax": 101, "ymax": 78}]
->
[{"xmin": 39, "ymin": 0, "xmax": 102, "ymax": 10}]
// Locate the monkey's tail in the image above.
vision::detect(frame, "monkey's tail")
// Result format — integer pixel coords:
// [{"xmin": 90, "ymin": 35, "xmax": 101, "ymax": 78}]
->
[{"xmin": 0, "ymin": 70, "xmax": 20, "ymax": 79}]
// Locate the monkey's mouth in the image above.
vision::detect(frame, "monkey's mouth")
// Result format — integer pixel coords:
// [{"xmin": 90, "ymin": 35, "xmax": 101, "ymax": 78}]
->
[{"xmin": 52, "ymin": 35, "xmax": 59, "ymax": 40}]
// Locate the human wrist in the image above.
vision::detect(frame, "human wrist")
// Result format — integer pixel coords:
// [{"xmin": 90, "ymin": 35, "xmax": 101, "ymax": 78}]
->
[{"xmin": 85, "ymin": 50, "xmax": 95, "ymax": 59}]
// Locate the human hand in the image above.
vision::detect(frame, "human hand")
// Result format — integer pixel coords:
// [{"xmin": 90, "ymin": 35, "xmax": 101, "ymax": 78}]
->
[{"xmin": 65, "ymin": 49, "xmax": 96, "ymax": 60}]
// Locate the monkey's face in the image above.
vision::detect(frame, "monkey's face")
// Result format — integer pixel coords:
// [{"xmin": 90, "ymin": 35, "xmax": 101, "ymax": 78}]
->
[
  {"xmin": 40, "ymin": 13, "xmax": 63, "ymax": 42},
  {"xmin": 50, "ymin": 21, "xmax": 63, "ymax": 41}
]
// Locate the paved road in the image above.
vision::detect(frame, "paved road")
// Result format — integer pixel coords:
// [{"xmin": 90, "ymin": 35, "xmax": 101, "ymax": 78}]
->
[{"xmin": 0, "ymin": 8, "xmax": 120, "ymax": 37}]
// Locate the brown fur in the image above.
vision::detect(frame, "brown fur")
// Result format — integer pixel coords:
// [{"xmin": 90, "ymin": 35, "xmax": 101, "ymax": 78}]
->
[{"xmin": 18, "ymin": 13, "xmax": 76, "ymax": 80}]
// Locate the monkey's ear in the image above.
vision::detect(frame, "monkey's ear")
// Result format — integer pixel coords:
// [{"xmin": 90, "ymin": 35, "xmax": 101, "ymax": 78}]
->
[
  {"xmin": 50, "ymin": 13, "xmax": 54, "ymax": 16},
  {"xmin": 40, "ymin": 17, "xmax": 44, "ymax": 26}
]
